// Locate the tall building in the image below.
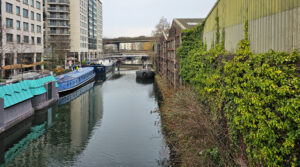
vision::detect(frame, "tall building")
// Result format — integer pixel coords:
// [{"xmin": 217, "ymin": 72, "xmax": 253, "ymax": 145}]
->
[
  {"xmin": 96, "ymin": 0, "xmax": 103, "ymax": 55},
  {"xmin": 69, "ymin": 0, "xmax": 88, "ymax": 61},
  {"xmin": 44, "ymin": 0, "xmax": 103, "ymax": 63},
  {"xmin": 0, "ymin": 0, "xmax": 44, "ymax": 77},
  {"xmin": 44, "ymin": 0, "xmax": 70, "ymax": 61}
]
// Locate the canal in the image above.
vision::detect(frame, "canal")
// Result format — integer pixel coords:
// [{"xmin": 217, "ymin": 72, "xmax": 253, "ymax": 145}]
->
[{"xmin": 0, "ymin": 70, "xmax": 170, "ymax": 167}]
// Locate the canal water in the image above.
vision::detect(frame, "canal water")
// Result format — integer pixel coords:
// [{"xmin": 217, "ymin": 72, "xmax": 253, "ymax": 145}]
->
[{"xmin": 0, "ymin": 70, "xmax": 170, "ymax": 167}]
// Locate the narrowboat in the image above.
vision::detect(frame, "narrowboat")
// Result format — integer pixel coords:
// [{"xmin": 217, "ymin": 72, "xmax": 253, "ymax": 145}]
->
[
  {"xmin": 58, "ymin": 81, "xmax": 95, "ymax": 105},
  {"xmin": 136, "ymin": 64, "xmax": 155, "ymax": 79},
  {"xmin": 96, "ymin": 59, "xmax": 115, "ymax": 73},
  {"xmin": 83, "ymin": 64, "xmax": 106, "ymax": 74},
  {"xmin": 83, "ymin": 60, "xmax": 115, "ymax": 75},
  {"xmin": 55, "ymin": 67, "xmax": 95, "ymax": 93}
]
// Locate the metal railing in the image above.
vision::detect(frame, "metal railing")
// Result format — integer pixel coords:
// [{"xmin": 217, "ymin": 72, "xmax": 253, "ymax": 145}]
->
[{"xmin": 47, "ymin": 15, "xmax": 70, "ymax": 20}]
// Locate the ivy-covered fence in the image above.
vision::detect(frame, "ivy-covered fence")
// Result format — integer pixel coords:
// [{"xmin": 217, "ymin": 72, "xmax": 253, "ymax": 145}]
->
[{"xmin": 177, "ymin": 20, "xmax": 300, "ymax": 166}]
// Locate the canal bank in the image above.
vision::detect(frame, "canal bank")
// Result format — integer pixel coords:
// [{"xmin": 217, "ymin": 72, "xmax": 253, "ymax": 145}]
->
[
  {"xmin": 155, "ymin": 76, "xmax": 237, "ymax": 167},
  {"xmin": 1, "ymin": 70, "xmax": 170, "ymax": 167}
]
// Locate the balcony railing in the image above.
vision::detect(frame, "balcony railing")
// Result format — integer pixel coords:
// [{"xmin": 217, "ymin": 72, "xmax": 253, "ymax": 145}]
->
[
  {"xmin": 47, "ymin": 7, "xmax": 70, "ymax": 12},
  {"xmin": 47, "ymin": 0, "xmax": 70, "ymax": 5},
  {"xmin": 47, "ymin": 15, "xmax": 70, "ymax": 20},
  {"xmin": 48, "ymin": 23, "xmax": 70, "ymax": 27},
  {"xmin": 48, "ymin": 31, "xmax": 70, "ymax": 35}
]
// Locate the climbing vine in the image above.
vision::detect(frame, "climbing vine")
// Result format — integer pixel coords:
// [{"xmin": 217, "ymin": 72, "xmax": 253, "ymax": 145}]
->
[{"xmin": 177, "ymin": 18, "xmax": 300, "ymax": 166}]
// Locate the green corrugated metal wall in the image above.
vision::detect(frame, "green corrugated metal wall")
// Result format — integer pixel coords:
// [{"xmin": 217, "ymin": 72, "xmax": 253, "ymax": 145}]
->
[{"xmin": 203, "ymin": 0, "xmax": 300, "ymax": 53}]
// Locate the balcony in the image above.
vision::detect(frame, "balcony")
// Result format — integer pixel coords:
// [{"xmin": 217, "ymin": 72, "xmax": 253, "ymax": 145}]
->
[
  {"xmin": 47, "ymin": 15, "xmax": 70, "ymax": 20},
  {"xmin": 48, "ymin": 23, "xmax": 70, "ymax": 28},
  {"xmin": 47, "ymin": 7, "xmax": 70, "ymax": 13},
  {"xmin": 48, "ymin": 31, "xmax": 70, "ymax": 35},
  {"xmin": 47, "ymin": 0, "xmax": 70, "ymax": 5}
]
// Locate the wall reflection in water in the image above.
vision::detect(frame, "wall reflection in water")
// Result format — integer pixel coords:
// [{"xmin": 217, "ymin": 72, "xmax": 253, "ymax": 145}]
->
[{"xmin": 0, "ymin": 81, "xmax": 104, "ymax": 167}]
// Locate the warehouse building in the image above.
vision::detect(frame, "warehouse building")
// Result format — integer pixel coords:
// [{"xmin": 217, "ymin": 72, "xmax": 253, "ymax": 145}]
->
[{"xmin": 203, "ymin": 0, "xmax": 300, "ymax": 53}]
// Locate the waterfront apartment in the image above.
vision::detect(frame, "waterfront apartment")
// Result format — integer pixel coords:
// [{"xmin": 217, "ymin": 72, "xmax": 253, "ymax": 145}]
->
[
  {"xmin": 44, "ymin": 0, "xmax": 103, "ymax": 64},
  {"xmin": 0, "ymin": 0, "xmax": 44, "ymax": 78}
]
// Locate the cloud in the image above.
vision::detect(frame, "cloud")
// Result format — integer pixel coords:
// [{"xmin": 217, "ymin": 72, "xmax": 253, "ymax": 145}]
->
[
  {"xmin": 102, "ymin": 0, "xmax": 217, "ymax": 38},
  {"xmin": 104, "ymin": 27, "xmax": 153, "ymax": 38}
]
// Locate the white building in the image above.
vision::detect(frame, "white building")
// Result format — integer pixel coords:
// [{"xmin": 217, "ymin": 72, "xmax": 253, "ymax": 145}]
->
[
  {"xmin": 44, "ymin": 0, "xmax": 103, "ymax": 63},
  {"xmin": 120, "ymin": 43, "xmax": 133, "ymax": 50},
  {"xmin": 1, "ymin": 0, "xmax": 44, "ymax": 77}
]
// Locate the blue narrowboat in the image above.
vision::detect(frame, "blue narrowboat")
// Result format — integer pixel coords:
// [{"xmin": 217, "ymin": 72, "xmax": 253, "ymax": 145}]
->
[
  {"xmin": 83, "ymin": 64, "xmax": 106, "ymax": 74},
  {"xmin": 55, "ymin": 67, "xmax": 95, "ymax": 93}
]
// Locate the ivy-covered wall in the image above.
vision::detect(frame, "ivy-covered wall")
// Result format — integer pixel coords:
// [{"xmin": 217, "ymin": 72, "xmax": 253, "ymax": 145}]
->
[{"xmin": 177, "ymin": 19, "xmax": 300, "ymax": 166}]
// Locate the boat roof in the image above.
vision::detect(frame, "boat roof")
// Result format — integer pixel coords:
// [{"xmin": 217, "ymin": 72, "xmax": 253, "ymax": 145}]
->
[{"xmin": 56, "ymin": 67, "xmax": 94, "ymax": 82}]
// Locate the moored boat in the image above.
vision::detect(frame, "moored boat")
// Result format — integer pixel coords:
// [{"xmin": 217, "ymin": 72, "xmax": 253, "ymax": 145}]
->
[
  {"xmin": 136, "ymin": 64, "xmax": 155, "ymax": 79},
  {"xmin": 82, "ymin": 64, "xmax": 106, "ymax": 74},
  {"xmin": 55, "ymin": 67, "xmax": 95, "ymax": 94},
  {"xmin": 96, "ymin": 59, "xmax": 115, "ymax": 73}
]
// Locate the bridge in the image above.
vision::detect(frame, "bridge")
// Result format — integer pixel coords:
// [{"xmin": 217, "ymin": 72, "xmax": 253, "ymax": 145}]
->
[
  {"xmin": 103, "ymin": 36, "xmax": 158, "ymax": 58},
  {"xmin": 103, "ymin": 36, "xmax": 157, "ymax": 44}
]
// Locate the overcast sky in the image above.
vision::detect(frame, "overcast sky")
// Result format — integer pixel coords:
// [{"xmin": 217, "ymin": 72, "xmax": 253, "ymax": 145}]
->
[{"xmin": 101, "ymin": 0, "xmax": 217, "ymax": 38}]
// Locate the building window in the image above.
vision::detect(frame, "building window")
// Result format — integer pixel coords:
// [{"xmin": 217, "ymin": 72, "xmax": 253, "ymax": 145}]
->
[
  {"xmin": 31, "ymin": 24, "xmax": 34, "ymax": 32},
  {"xmin": 16, "ymin": 20, "xmax": 21, "ymax": 30},
  {"xmin": 24, "ymin": 36, "xmax": 29, "ymax": 43},
  {"xmin": 36, "ymin": 1, "xmax": 41, "ymax": 9},
  {"xmin": 31, "ymin": 11, "xmax": 34, "ymax": 20},
  {"xmin": 23, "ymin": 22, "xmax": 29, "ymax": 31},
  {"xmin": 6, "ymin": 34, "xmax": 13, "ymax": 42},
  {"xmin": 36, "ymin": 13, "xmax": 41, "ymax": 21},
  {"xmin": 31, "ymin": 37, "xmax": 34, "ymax": 44},
  {"xmin": 6, "ymin": 3, "xmax": 13, "ymax": 13},
  {"xmin": 16, "ymin": 6, "xmax": 20, "ymax": 15},
  {"xmin": 30, "ymin": 0, "xmax": 34, "ymax": 7},
  {"xmin": 23, "ymin": 9, "xmax": 28, "ymax": 18},
  {"xmin": 23, "ymin": 0, "xmax": 28, "ymax": 4},
  {"xmin": 37, "ymin": 37, "xmax": 41, "ymax": 44},
  {"xmin": 37, "ymin": 25, "xmax": 41, "ymax": 33},
  {"xmin": 6, "ymin": 18, "xmax": 13, "ymax": 28},
  {"xmin": 17, "ymin": 35, "xmax": 21, "ymax": 43}
]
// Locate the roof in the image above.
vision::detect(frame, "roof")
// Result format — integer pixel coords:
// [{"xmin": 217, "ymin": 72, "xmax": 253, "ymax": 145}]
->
[
  {"xmin": 173, "ymin": 18, "xmax": 204, "ymax": 30},
  {"xmin": 55, "ymin": 67, "xmax": 94, "ymax": 83},
  {"xmin": 0, "ymin": 75, "xmax": 57, "ymax": 108}
]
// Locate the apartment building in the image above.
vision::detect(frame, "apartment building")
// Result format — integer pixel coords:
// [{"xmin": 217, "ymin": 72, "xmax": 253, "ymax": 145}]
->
[
  {"xmin": 44, "ymin": 0, "xmax": 103, "ymax": 64},
  {"xmin": 0, "ymin": 0, "xmax": 44, "ymax": 77},
  {"xmin": 44, "ymin": 0, "xmax": 70, "ymax": 61},
  {"xmin": 96, "ymin": 0, "xmax": 102, "ymax": 55}
]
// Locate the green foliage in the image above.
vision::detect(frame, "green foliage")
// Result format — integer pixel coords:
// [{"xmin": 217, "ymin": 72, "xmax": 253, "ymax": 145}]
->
[
  {"xmin": 203, "ymin": 148, "xmax": 222, "ymax": 166},
  {"xmin": 177, "ymin": 19, "xmax": 300, "ymax": 166}
]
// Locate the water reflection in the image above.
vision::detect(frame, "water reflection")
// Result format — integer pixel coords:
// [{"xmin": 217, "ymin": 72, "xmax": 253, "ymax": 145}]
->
[{"xmin": 0, "ymin": 71, "xmax": 169, "ymax": 167}]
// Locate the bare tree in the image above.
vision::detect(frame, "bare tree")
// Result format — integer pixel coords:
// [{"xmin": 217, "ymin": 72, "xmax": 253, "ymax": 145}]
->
[
  {"xmin": 46, "ymin": 35, "xmax": 70, "ymax": 69},
  {"xmin": 152, "ymin": 17, "xmax": 170, "ymax": 37},
  {"xmin": 0, "ymin": 25, "xmax": 18, "ymax": 79}
]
